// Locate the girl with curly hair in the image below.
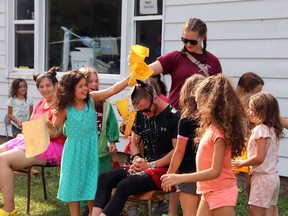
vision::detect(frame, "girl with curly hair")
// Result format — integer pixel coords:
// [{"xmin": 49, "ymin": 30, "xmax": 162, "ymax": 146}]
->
[
  {"xmin": 49, "ymin": 70, "xmax": 129, "ymax": 216},
  {"xmin": 161, "ymin": 74, "xmax": 245, "ymax": 216}
]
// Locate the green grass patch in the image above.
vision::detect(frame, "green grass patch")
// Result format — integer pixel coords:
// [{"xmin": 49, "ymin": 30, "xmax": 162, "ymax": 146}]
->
[{"xmin": 0, "ymin": 167, "xmax": 287, "ymax": 215}]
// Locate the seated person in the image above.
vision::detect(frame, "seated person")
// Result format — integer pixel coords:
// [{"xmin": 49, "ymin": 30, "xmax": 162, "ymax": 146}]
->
[
  {"xmin": 0, "ymin": 68, "xmax": 66, "ymax": 216},
  {"xmin": 92, "ymin": 79, "xmax": 180, "ymax": 216}
]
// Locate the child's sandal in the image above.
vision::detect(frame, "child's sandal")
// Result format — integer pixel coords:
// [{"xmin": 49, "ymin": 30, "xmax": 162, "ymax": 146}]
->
[{"xmin": 0, "ymin": 209, "xmax": 19, "ymax": 216}]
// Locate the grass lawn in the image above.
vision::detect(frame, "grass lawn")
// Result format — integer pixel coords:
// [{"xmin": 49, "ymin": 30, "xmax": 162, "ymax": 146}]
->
[{"xmin": 0, "ymin": 167, "xmax": 287, "ymax": 215}]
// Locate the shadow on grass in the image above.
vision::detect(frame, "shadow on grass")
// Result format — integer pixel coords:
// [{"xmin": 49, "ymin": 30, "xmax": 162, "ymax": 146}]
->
[{"xmin": 0, "ymin": 167, "xmax": 70, "ymax": 215}]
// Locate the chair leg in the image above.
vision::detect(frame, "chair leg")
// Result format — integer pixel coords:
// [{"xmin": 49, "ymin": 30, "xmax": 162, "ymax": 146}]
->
[
  {"xmin": 41, "ymin": 166, "xmax": 48, "ymax": 199},
  {"xmin": 27, "ymin": 167, "xmax": 32, "ymax": 215},
  {"xmin": 147, "ymin": 200, "xmax": 152, "ymax": 216}
]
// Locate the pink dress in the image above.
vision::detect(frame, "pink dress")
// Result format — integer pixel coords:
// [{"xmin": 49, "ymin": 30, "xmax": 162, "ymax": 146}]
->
[
  {"xmin": 248, "ymin": 124, "xmax": 280, "ymax": 208},
  {"xmin": 3, "ymin": 99, "xmax": 66, "ymax": 165}
]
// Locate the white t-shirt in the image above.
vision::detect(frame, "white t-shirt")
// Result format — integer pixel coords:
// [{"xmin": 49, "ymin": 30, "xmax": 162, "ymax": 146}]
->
[{"xmin": 6, "ymin": 97, "xmax": 33, "ymax": 129}]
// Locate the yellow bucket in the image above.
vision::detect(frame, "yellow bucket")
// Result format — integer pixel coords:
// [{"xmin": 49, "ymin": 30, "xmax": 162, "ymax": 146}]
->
[
  {"xmin": 128, "ymin": 61, "xmax": 153, "ymax": 86},
  {"xmin": 129, "ymin": 45, "xmax": 149, "ymax": 67},
  {"xmin": 233, "ymin": 147, "xmax": 249, "ymax": 173},
  {"xmin": 115, "ymin": 98, "xmax": 129, "ymax": 121},
  {"xmin": 124, "ymin": 111, "xmax": 136, "ymax": 138}
]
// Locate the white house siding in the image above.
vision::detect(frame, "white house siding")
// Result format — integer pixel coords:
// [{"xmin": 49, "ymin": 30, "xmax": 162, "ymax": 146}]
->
[
  {"xmin": 0, "ymin": 0, "xmax": 9, "ymax": 135},
  {"xmin": 163, "ymin": 0, "xmax": 288, "ymax": 177},
  {"xmin": 0, "ymin": 0, "xmax": 287, "ymax": 176}
]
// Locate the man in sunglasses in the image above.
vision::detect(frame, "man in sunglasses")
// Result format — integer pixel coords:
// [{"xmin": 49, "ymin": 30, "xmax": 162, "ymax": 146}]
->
[{"xmin": 92, "ymin": 79, "xmax": 180, "ymax": 216}]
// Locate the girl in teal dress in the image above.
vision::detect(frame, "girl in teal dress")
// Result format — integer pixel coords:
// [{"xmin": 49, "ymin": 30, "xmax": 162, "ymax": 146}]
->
[{"xmin": 50, "ymin": 70, "xmax": 129, "ymax": 216}]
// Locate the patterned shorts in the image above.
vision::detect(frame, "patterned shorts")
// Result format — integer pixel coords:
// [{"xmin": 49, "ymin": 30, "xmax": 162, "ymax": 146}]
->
[{"xmin": 249, "ymin": 172, "xmax": 280, "ymax": 208}]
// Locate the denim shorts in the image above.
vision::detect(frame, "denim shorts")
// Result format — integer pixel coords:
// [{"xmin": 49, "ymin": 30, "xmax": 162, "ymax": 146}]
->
[{"xmin": 12, "ymin": 124, "xmax": 21, "ymax": 136}]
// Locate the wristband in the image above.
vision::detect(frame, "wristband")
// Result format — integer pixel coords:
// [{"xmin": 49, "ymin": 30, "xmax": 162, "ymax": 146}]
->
[{"xmin": 149, "ymin": 161, "xmax": 156, "ymax": 169}]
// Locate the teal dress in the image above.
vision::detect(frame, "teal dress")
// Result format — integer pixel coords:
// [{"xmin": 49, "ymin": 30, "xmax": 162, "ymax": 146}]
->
[{"xmin": 57, "ymin": 98, "xmax": 99, "ymax": 202}]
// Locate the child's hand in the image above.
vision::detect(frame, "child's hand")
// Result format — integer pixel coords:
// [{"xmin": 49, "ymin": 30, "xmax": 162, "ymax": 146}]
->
[
  {"xmin": 46, "ymin": 121, "xmax": 54, "ymax": 129},
  {"xmin": 232, "ymin": 160, "xmax": 243, "ymax": 169},
  {"xmin": 17, "ymin": 121, "xmax": 22, "ymax": 129},
  {"xmin": 161, "ymin": 174, "xmax": 179, "ymax": 192},
  {"xmin": 109, "ymin": 142, "xmax": 117, "ymax": 154}
]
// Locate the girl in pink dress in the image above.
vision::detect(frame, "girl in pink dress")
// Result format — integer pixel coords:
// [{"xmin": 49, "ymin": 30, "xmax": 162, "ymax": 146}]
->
[
  {"xmin": 0, "ymin": 67, "xmax": 65, "ymax": 216},
  {"xmin": 233, "ymin": 92, "xmax": 283, "ymax": 216}
]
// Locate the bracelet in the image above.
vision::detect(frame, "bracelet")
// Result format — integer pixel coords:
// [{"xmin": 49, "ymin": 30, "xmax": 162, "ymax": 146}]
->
[{"xmin": 130, "ymin": 153, "xmax": 142, "ymax": 161}]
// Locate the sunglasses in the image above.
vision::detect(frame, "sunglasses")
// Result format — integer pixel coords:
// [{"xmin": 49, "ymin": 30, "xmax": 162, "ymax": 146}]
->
[
  {"xmin": 138, "ymin": 102, "xmax": 153, "ymax": 113},
  {"xmin": 181, "ymin": 37, "xmax": 201, "ymax": 45}
]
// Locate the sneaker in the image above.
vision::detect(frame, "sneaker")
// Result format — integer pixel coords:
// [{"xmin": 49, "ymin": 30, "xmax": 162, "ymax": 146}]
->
[{"xmin": 152, "ymin": 200, "xmax": 168, "ymax": 213}]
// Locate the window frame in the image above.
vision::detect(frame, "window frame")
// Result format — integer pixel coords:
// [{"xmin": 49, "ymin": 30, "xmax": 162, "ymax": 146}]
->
[
  {"xmin": 6, "ymin": 0, "xmax": 45, "ymax": 79},
  {"xmin": 131, "ymin": 0, "xmax": 164, "ymax": 59},
  {"xmin": 6, "ymin": 0, "xmax": 133, "ymax": 83}
]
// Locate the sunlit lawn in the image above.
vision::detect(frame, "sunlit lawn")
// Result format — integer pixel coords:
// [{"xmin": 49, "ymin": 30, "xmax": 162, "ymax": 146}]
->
[{"xmin": 0, "ymin": 167, "xmax": 287, "ymax": 215}]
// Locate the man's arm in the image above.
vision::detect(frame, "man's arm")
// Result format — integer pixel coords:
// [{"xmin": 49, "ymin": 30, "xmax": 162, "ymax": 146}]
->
[{"xmin": 130, "ymin": 131, "xmax": 142, "ymax": 160}]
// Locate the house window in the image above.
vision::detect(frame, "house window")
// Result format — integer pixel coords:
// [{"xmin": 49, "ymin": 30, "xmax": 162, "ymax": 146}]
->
[
  {"xmin": 14, "ymin": 0, "xmax": 35, "ymax": 69},
  {"xmin": 133, "ymin": 0, "xmax": 163, "ymax": 64},
  {"xmin": 46, "ymin": 0, "xmax": 122, "ymax": 74}
]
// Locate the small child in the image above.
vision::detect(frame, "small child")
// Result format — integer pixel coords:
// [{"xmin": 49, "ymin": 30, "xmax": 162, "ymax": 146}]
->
[
  {"xmin": 79, "ymin": 67, "xmax": 120, "ymax": 216},
  {"xmin": 236, "ymin": 72, "xmax": 264, "ymax": 112},
  {"xmin": 80, "ymin": 67, "xmax": 119, "ymax": 173},
  {"xmin": 232, "ymin": 92, "xmax": 283, "ymax": 216},
  {"xmin": 165, "ymin": 74, "xmax": 205, "ymax": 216},
  {"xmin": 50, "ymin": 70, "xmax": 129, "ymax": 215},
  {"xmin": 161, "ymin": 74, "xmax": 245, "ymax": 216},
  {"xmin": 235, "ymin": 72, "xmax": 265, "ymax": 195},
  {"xmin": 7, "ymin": 78, "xmax": 33, "ymax": 137}
]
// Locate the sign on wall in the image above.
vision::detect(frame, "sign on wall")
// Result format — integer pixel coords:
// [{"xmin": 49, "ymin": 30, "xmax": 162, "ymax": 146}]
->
[{"xmin": 140, "ymin": 0, "xmax": 158, "ymax": 14}]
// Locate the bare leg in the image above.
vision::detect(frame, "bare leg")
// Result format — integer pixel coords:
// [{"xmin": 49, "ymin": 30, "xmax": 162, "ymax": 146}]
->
[
  {"xmin": 179, "ymin": 192, "xmax": 199, "ymax": 216},
  {"xmin": 213, "ymin": 206, "xmax": 235, "ymax": 216},
  {"xmin": 196, "ymin": 200, "xmax": 212, "ymax": 216},
  {"xmin": 265, "ymin": 205, "xmax": 276, "ymax": 216},
  {"xmin": 167, "ymin": 192, "xmax": 179, "ymax": 216},
  {"xmin": 69, "ymin": 201, "xmax": 80, "ymax": 216},
  {"xmin": 272, "ymin": 205, "xmax": 279, "ymax": 216},
  {"xmin": 0, "ymin": 149, "xmax": 46, "ymax": 212},
  {"xmin": 0, "ymin": 144, "xmax": 8, "ymax": 154},
  {"xmin": 250, "ymin": 204, "xmax": 265, "ymax": 216},
  {"xmin": 92, "ymin": 207, "xmax": 103, "ymax": 216},
  {"xmin": 87, "ymin": 200, "xmax": 94, "ymax": 215}
]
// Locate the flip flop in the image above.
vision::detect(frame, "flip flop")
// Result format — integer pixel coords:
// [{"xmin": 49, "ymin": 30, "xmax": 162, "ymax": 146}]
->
[{"xmin": 0, "ymin": 208, "xmax": 19, "ymax": 216}]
